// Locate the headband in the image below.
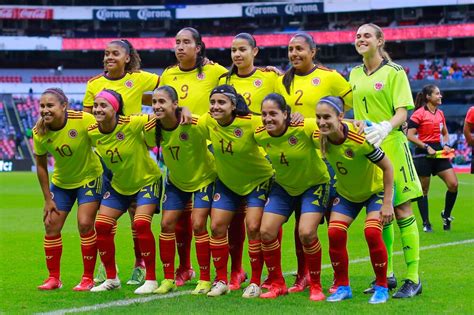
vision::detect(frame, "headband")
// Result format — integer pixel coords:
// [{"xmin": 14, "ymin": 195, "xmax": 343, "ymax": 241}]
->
[
  {"xmin": 319, "ymin": 98, "xmax": 342, "ymax": 114},
  {"xmin": 110, "ymin": 40, "xmax": 130, "ymax": 54},
  {"xmin": 43, "ymin": 88, "xmax": 68, "ymax": 103},
  {"xmin": 210, "ymin": 86, "xmax": 237, "ymax": 105},
  {"xmin": 96, "ymin": 90, "xmax": 120, "ymax": 113}
]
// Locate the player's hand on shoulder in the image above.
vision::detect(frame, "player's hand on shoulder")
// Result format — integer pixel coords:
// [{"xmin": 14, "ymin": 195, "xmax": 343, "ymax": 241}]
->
[
  {"xmin": 264, "ymin": 65, "xmax": 283, "ymax": 75},
  {"xmin": 290, "ymin": 112, "xmax": 304, "ymax": 124},
  {"xmin": 180, "ymin": 107, "xmax": 193, "ymax": 125}
]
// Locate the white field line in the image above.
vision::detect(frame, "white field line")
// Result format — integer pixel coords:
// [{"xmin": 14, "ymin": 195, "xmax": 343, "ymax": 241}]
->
[{"xmin": 37, "ymin": 238, "xmax": 474, "ymax": 315}]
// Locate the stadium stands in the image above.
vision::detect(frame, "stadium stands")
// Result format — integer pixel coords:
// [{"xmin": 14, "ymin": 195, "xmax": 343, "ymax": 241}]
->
[
  {"xmin": 31, "ymin": 75, "xmax": 92, "ymax": 83},
  {"xmin": 0, "ymin": 102, "xmax": 17, "ymax": 159}
]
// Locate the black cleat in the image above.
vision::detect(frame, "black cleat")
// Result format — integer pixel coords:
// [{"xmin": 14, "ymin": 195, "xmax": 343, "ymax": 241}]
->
[
  {"xmin": 441, "ymin": 211, "xmax": 453, "ymax": 231},
  {"xmin": 363, "ymin": 275, "xmax": 397, "ymax": 294},
  {"xmin": 392, "ymin": 279, "xmax": 422, "ymax": 298},
  {"xmin": 423, "ymin": 223, "xmax": 433, "ymax": 232}
]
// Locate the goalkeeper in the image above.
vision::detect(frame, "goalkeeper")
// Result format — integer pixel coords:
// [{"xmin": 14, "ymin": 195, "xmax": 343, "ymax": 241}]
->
[{"xmin": 407, "ymin": 84, "xmax": 458, "ymax": 233}]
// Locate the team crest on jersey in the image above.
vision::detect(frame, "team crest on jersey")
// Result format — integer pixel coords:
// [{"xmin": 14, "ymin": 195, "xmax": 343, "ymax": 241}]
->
[
  {"xmin": 254, "ymin": 79, "xmax": 263, "ymax": 88},
  {"xmin": 213, "ymin": 193, "xmax": 221, "ymax": 202},
  {"xmin": 179, "ymin": 132, "xmax": 189, "ymax": 141},
  {"xmin": 125, "ymin": 80, "xmax": 133, "ymax": 88},
  {"xmin": 312, "ymin": 77, "xmax": 321, "ymax": 86},
  {"xmin": 288, "ymin": 135, "xmax": 298, "ymax": 146},
  {"xmin": 103, "ymin": 191, "xmax": 110, "ymax": 199},
  {"xmin": 197, "ymin": 73, "xmax": 205, "ymax": 80},
  {"xmin": 374, "ymin": 82, "xmax": 384, "ymax": 90},
  {"xmin": 345, "ymin": 149, "xmax": 354, "ymax": 158},
  {"xmin": 116, "ymin": 132, "xmax": 125, "ymax": 141},
  {"xmin": 68, "ymin": 129, "xmax": 78, "ymax": 138},
  {"xmin": 333, "ymin": 197, "xmax": 340, "ymax": 206},
  {"xmin": 233, "ymin": 127, "xmax": 243, "ymax": 138}
]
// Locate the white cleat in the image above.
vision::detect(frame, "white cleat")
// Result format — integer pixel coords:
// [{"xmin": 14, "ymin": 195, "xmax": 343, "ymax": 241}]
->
[
  {"xmin": 134, "ymin": 280, "xmax": 158, "ymax": 294},
  {"xmin": 207, "ymin": 281, "xmax": 230, "ymax": 297},
  {"xmin": 90, "ymin": 277, "xmax": 121, "ymax": 292},
  {"xmin": 242, "ymin": 283, "xmax": 261, "ymax": 298}
]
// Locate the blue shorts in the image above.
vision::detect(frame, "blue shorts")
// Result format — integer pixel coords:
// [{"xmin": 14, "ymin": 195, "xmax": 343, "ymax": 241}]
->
[
  {"xmin": 162, "ymin": 178, "xmax": 213, "ymax": 211},
  {"xmin": 101, "ymin": 180, "xmax": 162, "ymax": 212},
  {"xmin": 51, "ymin": 175, "xmax": 104, "ymax": 212},
  {"xmin": 264, "ymin": 183, "xmax": 329, "ymax": 217},
  {"xmin": 211, "ymin": 178, "xmax": 271, "ymax": 211},
  {"xmin": 330, "ymin": 191, "xmax": 384, "ymax": 219}
]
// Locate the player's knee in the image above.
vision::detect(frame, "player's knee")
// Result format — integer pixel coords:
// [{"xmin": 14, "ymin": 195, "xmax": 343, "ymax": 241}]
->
[
  {"xmin": 77, "ymin": 220, "xmax": 94, "ymax": 235},
  {"xmin": 447, "ymin": 179, "xmax": 458, "ymax": 192},
  {"xmin": 44, "ymin": 222, "xmax": 61, "ymax": 236},
  {"xmin": 298, "ymin": 228, "xmax": 316, "ymax": 245},
  {"xmin": 192, "ymin": 219, "xmax": 206, "ymax": 234},
  {"xmin": 210, "ymin": 222, "xmax": 227, "ymax": 238},
  {"xmin": 160, "ymin": 219, "xmax": 176, "ymax": 233},
  {"xmin": 260, "ymin": 226, "xmax": 277, "ymax": 242}
]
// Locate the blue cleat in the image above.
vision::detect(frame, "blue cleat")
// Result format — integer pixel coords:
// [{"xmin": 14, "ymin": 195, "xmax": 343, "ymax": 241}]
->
[
  {"xmin": 369, "ymin": 285, "xmax": 389, "ymax": 304},
  {"xmin": 326, "ymin": 285, "xmax": 352, "ymax": 302}
]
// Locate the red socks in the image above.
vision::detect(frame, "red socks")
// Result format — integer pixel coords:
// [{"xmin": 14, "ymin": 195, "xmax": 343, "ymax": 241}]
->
[
  {"xmin": 248, "ymin": 240, "xmax": 263, "ymax": 285},
  {"xmin": 364, "ymin": 219, "xmax": 388, "ymax": 288},
  {"xmin": 95, "ymin": 214, "xmax": 117, "ymax": 279},
  {"xmin": 134, "ymin": 214, "xmax": 156, "ymax": 281},
  {"xmin": 195, "ymin": 231, "xmax": 211, "ymax": 281},
  {"xmin": 262, "ymin": 238, "xmax": 284, "ymax": 284},
  {"xmin": 159, "ymin": 232, "xmax": 176, "ymax": 280},
  {"xmin": 175, "ymin": 206, "xmax": 192, "ymax": 271},
  {"xmin": 294, "ymin": 223, "xmax": 307, "ymax": 277},
  {"xmin": 44, "ymin": 234, "xmax": 62, "ymax": 279},
  {"xmin": 80, "ymin": 230, "xmax": 97, "ymax": 279},
  {"xmin": 302, "ymin": 239, "xmax": 322, "ymax": 286},
  {"xmin": 210, "ymin": 236, "xmax": 229, "ymax": 283},
  {"xmin": 229, "ymin": 209, "xmax": 246, "ymax": 274},
  {"xmin": 328, "ymin": 221, "xmax": 349, "ymax": 286}
]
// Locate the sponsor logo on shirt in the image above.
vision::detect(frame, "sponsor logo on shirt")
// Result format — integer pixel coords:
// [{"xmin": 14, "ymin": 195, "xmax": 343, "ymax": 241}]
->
[
  {"xmin": 374, "ymin": 82, "xmax": 384, "ymax": 91},
  {"xmin": 68, "ymin": 129, "xmax": 78, "ymax": 138},
  {"xmin": 116, "ymin": 131, "xmax": 125, "ymax": 141},
  {"xmin": 234, "ymin": 127, "xmax": 243, "ymax": 138},
  {"xmin": 254, "ymin": 79, "xmax": 263, "ymax": 87},
  {"xmin": 125, "ymin": 80, "xmax": 133, "ymax": 88},
  {"xmin": 312, "ymin": 77, "xmax": 321, "ymax": 86},
  {"xmin": 288, "ymin": 135, "xmax": 298, "ymax": 145}
]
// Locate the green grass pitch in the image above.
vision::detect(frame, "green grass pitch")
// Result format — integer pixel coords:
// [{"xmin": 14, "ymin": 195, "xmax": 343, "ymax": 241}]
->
[{"xmin": 1, "ymin": 172, "xmax": 473, "ymax": 314}]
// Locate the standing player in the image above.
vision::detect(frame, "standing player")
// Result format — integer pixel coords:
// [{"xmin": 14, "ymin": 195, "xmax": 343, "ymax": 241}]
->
[
  {"xmin": 274, "ymin": 32, "xmax": 353, "ymax": 293},
  {"xmin": 350, "ymin": 23, "xmax": 422, "ymax": 297},
  {"xmin": 218, "ymin": 32, "xmax": 280, "ymax": 290},
  {"xmin": 145, "ymin": 86, "xmax": 216, "ymax": 295},
  {"xmin": 83, "ymin": 39, "xmax": 160, "ymax": 285},
  {"xmin": 159, "ymin": 27, "xmax": 228, "ymax": 286},
  {"xmin": 34, "ymin": 88, "xmax": 103, "ymax": 291},
  {"xmin": 88, "ymin": 90, "xmax": 161, "ymax": 294},
  {"xmin": 407, "ymin": 85, "xmax": 458, "ymax": 231},
  {"xmin": 256, "ymin": 94, "xmax": 330, "ymax": 301},
  {"xmin": 314, "ymin": 96, "xmax": 394, "ymax": 304},
  {"xmin": 204, "ymin": 85, "xmax": 274, "ymax": 298},
  {"xmin": 463, "ymin": 106, "xmax": 474, "ymax": 173}
]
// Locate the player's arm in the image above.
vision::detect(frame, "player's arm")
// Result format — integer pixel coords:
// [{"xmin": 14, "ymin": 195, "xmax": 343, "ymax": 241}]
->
[
  {"xmin": 464, "ymin": 121, "xmax": 474, "ymax": 146},
  {"xmin": 441, "ymin": 118, "xmax": 451, "ymax": 152},
  {"xmin": 142, "ymin": 93, "xmax": 152, "ymax": 106},
  {"xmin": 367, "ymin": 148, "xmax": 394, "ymax": 224},
  {"xmin": 406, "ymin": 118, "xmax": 436, "ymax": 155},
  {"xmin": 35, "ymin": 154, "xmax": 59, "ymax": 224}
]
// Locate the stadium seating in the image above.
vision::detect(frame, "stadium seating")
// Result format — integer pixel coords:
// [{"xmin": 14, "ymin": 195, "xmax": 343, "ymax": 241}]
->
[
  {"xmin": 31, "ymin": 76, "xmax": 92, "ymax": 83},
  {"xmin": 0, "ymin": 102, "xmax": 17, "ymax": 159},
  {"xmin": 0, "ymin": 76, "xmax": 22, "ymax": 83}
]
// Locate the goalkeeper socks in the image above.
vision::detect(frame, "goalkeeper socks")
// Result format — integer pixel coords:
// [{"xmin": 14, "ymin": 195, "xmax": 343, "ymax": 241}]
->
[
  {"xmin": 397, "ymin": 215, "xmax": 420, "ymax": 283},
  {"xmin": 365, "ymin": 220, "xmax": 388, "ymax": 288},
  {"xmin": 444, "ymin": 191, "xmax": 458, "ymax": 217},
  {"xmin": 328, "ymin": 221, "xmax": 349, "ymax": 286},
  {"xmin": 383, "ymin": 221, "xmax": 395, "ymax": 277},
  {"xmin": 44, "ymin": 234, "xmax": 62, "ymax": 279},
  {"xmin": 80, "ymin": 230, "xmax": 97, "ymax": 279},
  {"xmin": 417, "ymin": 195, "xmax": 430, "ymax": 224}
]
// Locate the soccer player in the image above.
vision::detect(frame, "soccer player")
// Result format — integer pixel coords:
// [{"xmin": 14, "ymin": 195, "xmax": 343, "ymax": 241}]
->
[
  {"xmin": 88, "ymin": 90, "xmax": 161, "ymax": 294},
  {"xmin": 34, "ymin": 88, "xmax": 103, "ymax": 291},
  {"xmin": 218, "ymin": 32, "xmax": 280, "ymax": 290},
  {"xmin": 144, "ymin": 85, "xmax": 216, "ymax": 295},
  {"xmin": 204, "ymin": 85, "xmax": 274, "ymax": 298},
  {"xmin": 463, "ymin": 106, "xmax": 474, "ymax": 174},
  {"xmin": 407, "ymin": 84, "xmax": 458, "ymax": 231},
  {"xmin": 83, "ymin": 39, "xmax": 160, "ymax": 285},
  {"xmin": 255, "ymin": 94, "xmax": 330, "ymax": 301},
  {"xmin": 274, "ymin": 32, "xmax": 353, "ymax": 293},
  {"xmin": 349, "ymin": 23, "xmax": 422, "ymax": 298},
  {"xmin": 314, "ymin": 96, "xmax": 394, "ymax": 304},
  {"xmin": 159, "ymin": 27, "xmax": 228, "ymax": 286}
]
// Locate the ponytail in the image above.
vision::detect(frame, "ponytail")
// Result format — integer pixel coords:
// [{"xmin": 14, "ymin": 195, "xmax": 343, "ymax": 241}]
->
[
  {"xmin": 414, "ymin": 84, "xmax": 438, "ymax": 110},
  {"xmin": 360, "ymin": 23, "xmax": 392, "ymax": 62},
  {"xmin": 109, "ymin": 39, "xmax": 142, "ymax": 72},
  {"xmin": 210, "ymin": 84, "xmax": 250, "ymax": 117}
]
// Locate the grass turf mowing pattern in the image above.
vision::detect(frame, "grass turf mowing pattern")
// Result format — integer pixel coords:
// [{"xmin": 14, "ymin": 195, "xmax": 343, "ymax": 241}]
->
[{"xmin": 0, "ymin": 172, "xmax": 473, "ymax": 314}]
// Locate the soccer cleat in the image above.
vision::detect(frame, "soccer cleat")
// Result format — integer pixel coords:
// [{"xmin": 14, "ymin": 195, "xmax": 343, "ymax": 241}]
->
[
  {"xmin": 94, "ymin": 263, "xmax": 106, "ymax": 284},
  {"xmin": 288, "ymin": 274, "xmax": 309, "ymax": 293},
  {"xmin": 207, "ymin": 281, "xmax": 230, "ymax": 297},
  {"xmin": 73, "ymin": 277, "xmax": 94, "ymax": 291},
  {"xmin": 191, "ymin": 280, "xmax": 212, "ymax": 295},
  {"xmin": 393, "ymin": 279, "xmax": 422, "ymax": 298},
  {"xmin": 369, "ymin": 285, "xmax": 389, "ymax": 304},
  {"xmin": 126, "ymin": 266, "xmax": 146, "ymax": 285},
  {"xmin": 326, "ymin": 286, "xmax": 352, "ymax": 302},
  {"xmin": 90, "ymin": 277, "xmax": 121, "ymax": 292},
  {"xmin": 261, "ymin": 276, "xmax": 272, "ymax": 290},
  {"xmin": 242, "ymin": 283, "xmax": 261, "ymax": 298},
  {"xmin": 175, "ymin": 268, "xmax": 195, "ymax": 287},
  {"xmin": 441, "ymin": 211, "xmax": 454, "ymax": 231},
  {"xmin": 423, "ymin": 223, "xmax": 433, "ymax": 232},
  {"xmin": 154, "ymin": 279, "xmax": 177, "ymax": 294},
  {"xmin": 38, "ymin": 277, "xmax": 62, "ymax": 290},
  {"xmin": 309, "ymin": 284, "xmax": 326, "ymax": 301},
  {"xmin": 328, "ymin": 278, "xmax": 338, "ymax": 294},
  {"xmin": 260, "ymin": 283, "xmax": 288, "ymax": 299},
  {"xmin": 134, "ymin": 280, "xmax": 158, "ymax": 294},
  {"xmin": 229, "ymin": 269, "xmax": 248, "ymax": 291},
  {"xmin": 363, "ymin": 274, "xmax": 397, "ymax": 294}
]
